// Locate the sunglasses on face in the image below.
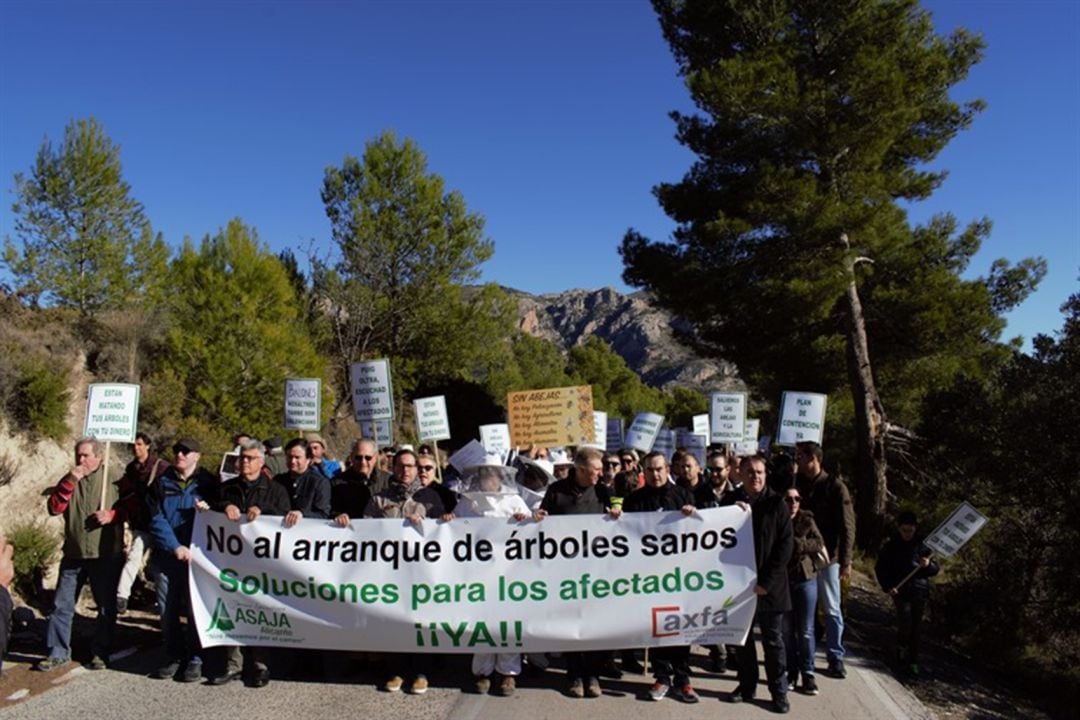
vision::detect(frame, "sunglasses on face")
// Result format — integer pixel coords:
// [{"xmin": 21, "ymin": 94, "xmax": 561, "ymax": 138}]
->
[
  {"xmin": 603, "ymin": 461, "xmax": 620, "ymax": 468},
  {"xmin": 418, "ymin": 465, "xmax": 436, "ymax": 472},
  {"xmin": 354, "ymin": 455, "xmax": 375, "ymax": 462},
  {"xmin": 784, "ymin": 496, "xmax": 801, "ymax": 504}
]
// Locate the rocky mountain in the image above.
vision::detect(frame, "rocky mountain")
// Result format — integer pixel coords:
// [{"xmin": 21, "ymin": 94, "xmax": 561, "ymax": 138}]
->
[{"xmin": 508, "ymin": 286, "xmax": 743, "ymax": 393}]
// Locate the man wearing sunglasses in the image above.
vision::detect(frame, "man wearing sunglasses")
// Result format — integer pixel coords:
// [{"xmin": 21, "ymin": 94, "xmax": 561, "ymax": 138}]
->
[
  {"xmin": 330, "ymin": 439, "xmax": 392, "ymax": 525},
  {"xmin": 146, "ymin": 438, "xmax": 218, "ymax": 682}
]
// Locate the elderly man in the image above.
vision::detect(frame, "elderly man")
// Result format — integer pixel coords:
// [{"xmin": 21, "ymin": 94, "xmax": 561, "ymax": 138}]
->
[
  {"xmin": 331, "ymin": 439, "xmax": 391, "ymax": 517},
  {"xmin": 116, "ymin": 432, "xmax": 170, "ymax": 614},
  {"xmin": 364, "ymin": 449, "xmax": 441, "ymax": 695},
  {"xmin": 613, "ymin": 452, "xmax": 699, "ymax": 702},
  {"xmin": 728, "ymin": 455, "xmax": 793, "ymax": 713},
  {"xmin": 536, "ymin": 446, "xmax": 612, "ymax": 698},
  {"xmin": 38, "ymin": 438, "xmax": 135, "ymax": 671},
  {"xmin": 212, "ymin": 440, "xmax": 290, "ymax": 688},
  {"xmin": 147, "ymin": 438, "xmax": 218, "ymax": 682},
  {"xmin": 275, "ymin": 438, "xmax": 331, "ymax": 527},
  {"xmin": 795, "ymin": 441, "xmax": 855, "ymax": 679}
]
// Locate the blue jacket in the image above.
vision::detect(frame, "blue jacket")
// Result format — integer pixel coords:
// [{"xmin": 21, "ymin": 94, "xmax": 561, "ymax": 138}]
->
[{"xmin": 147, "ymin": 466, "xmax": 218, "ymax": 553}]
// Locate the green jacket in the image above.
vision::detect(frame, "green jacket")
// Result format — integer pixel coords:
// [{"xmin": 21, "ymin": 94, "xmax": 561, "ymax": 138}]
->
[{"xmin": 47, "ymin": 467, "xmax": 126, "ymax": 560}]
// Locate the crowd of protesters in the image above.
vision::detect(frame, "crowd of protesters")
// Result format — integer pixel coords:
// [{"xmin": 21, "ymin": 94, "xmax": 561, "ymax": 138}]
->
[{"xmin": 18, "ymin": 429, "xmax": 938, "ymax": 713}]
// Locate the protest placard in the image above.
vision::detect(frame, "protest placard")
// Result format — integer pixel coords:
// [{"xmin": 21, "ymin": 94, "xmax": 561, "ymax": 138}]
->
[
  {"xmin": 414, "ymin": 395, "xmax": 451, "ymax": 442},
  {"xmin": 84, "ymin": 383, "xmax": 140, "ymax": 443},
  {"xmin": 448, "ymin": 439, "xmax": 488, "ymax": 473},
  {"xmin": 479, "ymin": 424, "xmax": 511, "ymax": 455},
  {"xmin": 359, "ymin": 419, "xmax": 393, "ymax": 445},
  {"xmin": 623, "ymin": 412, "xmax": 664, "ymax": 453},
  {"xmin": 776, "ymin": 391, "xmax": 827, "ymax": 446},
  {"xmin": 652, "ymin": 427, "xmax": 676, "ymax": 459},
  {"xmin": 606, "ymin": 418, "xmax": 624, "ymax": 452},
  {"xmin": 710, "ymin": 391, "xmax": 747, "ymax": 444},
  {"xmin": 733, "ymin": 419, "xmax": 761, "ymax": 456},
  {"xmin": 284, "ymin": 378, "xmax": 321, "ymax": 431},
  {"xmin": 584, "ymin": 411, "xmax": 607, "ymax": 449},
  {"xmin": 190, "ymin": 507, "xmax": 757, "ymax": 653},
  {"xmin": 682, "ymin": 433, "xmax": 708, "ymax": 467},
  {"xmin": 507, "ymin": 385, "xmax": 595, "ymax": 447},
  {"xmin": 692, "ymin": 413, "xmax": 710, "ymax": 436},
  {"xmin": 350, "ymin": 359, "xmax": 393, "ymax": 422},
  {"xmin": 923, "ymin": 502, "xmax": 988, "ymax": 558}
]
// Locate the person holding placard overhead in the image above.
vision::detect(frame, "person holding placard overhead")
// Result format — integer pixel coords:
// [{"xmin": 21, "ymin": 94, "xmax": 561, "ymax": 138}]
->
[
  {"xmin": 37, "ymin": 437, "xmax": 135, "ymax": 672},
  {"xmin": 795, "ymin": 441, "xmax": 855, "ymax": 680}
]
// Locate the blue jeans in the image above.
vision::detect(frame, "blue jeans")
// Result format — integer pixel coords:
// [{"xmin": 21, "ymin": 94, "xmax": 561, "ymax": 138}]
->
[
  {"xmin": 785, "ymin": 578, "xmax": 818, "ymax": 678},
  {"xmin": 817, "ymin": 562, "xmax": 845, "ymax": 662},
  {"xmin": 154, "ymin": 551, "xmax": 202, "ymax": 665},
  {"xmin": 46, "ymin": 557, "xmax": 122, "ymax": 661}
]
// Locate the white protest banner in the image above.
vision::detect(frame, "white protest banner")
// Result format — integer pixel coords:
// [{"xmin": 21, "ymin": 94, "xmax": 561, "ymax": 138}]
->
[
  {"xmin": 923, "ymin": 502, "xmax": 988, "ymax": 558},
  {"xmin": 359, "ymin": 419, "xmax": 393, "ymax": 445},
  {"xmin": 350, "ymin": 359, "xmax": 394, "ymax": 422},
  {"xmin": 734, "ymin": 419, "xmax": 761, "ymax": 456},
  {"xmin": 507, "ymin": 385, "xmax": 595, "ymax": 447},
  {"xmin": 84, "ymin": 383, "xmax": 140, "ymax": 443},
  {"xmin": 479, "ymin": 424, "xmax": 511, "ymax": 455},
  {"xmin": 692, "ymin": 414, "xmax": 710, "ymax": 437},
  {"xmin": 606, "ymin": 418, "xmax": 624, "ymax": 452},
  {"xmin": 624, "ymin": 412, "xmax": 664, "ymax": 453},
  {"xmin": 284, "ymin": 378, "xmax": 321, "ymax": 431},
  {"xmin": 448, "ymin": 439, "xmax": 488, "ymax": 473},
  {"xmin": 652, "ymin": 427, "xmax": 676, "ymax": 459},
  {"xmin": 776, "ymin": 391, "xmax": 827, "ymax": 446},
  {"xmin": 414, "ymin": 395, "xmax": 451, "ymax": 442},
  {"xmin": 190, "ymin": 507, "xmax": 757, "ymax": 653},
  {"xmin": 584, "ymin": 411, "xmax": 608, "ymax": 449},
  {"xmin": 710, "ymin": 391, "xmax": 747, "ymax": 444}
]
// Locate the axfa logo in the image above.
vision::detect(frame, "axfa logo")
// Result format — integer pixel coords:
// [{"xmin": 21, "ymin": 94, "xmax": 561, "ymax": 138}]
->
[
  {"xmin": 651, "ymin": 605, "xmax": 729, "ymax": 637},
  {"xmin": 206, "ymin": 598, "xmax": 290, "ymax": 633}
]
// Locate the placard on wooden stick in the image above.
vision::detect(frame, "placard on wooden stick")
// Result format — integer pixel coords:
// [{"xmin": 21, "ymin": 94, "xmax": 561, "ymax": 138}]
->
[{"xmin": 507, "ymin": 385, "xmax": 594, "ymax": 447}]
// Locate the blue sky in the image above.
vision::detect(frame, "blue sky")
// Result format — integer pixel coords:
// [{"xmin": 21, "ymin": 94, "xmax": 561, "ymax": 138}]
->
[{"xmin": 1, "ymin": 1, "xmax": 1076, "ymax": 347}]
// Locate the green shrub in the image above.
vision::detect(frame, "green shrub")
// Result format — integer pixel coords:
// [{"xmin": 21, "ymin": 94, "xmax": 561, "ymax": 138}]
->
[
  {"xmin": 6, "ymin": 519, "xmax": 61, "ymax": 601},
  {"xmin": 10, "ymin": 360, "xmax": 69, "ymax": 441}
]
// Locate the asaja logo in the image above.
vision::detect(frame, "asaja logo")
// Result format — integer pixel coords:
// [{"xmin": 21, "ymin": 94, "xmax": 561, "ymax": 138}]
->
[
  {"xmin": 207, "ymin": 598, "xmax": 235, "ymax": 631},
  {"xmin": 206, "ymin": 597, "xmax": 291, "ymax": 633},
  {"xmin": 650, "ymin": 601, "xmax": 731, "ymax": 637}
]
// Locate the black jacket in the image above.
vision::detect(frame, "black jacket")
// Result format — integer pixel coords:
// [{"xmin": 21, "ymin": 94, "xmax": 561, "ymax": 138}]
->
[
  {"xmin": 736, "ymin": 485, "xmax": 793, "ymax": 613},
  {"xmin": 875, "ymin": 533, "xmax": 940, "ymax": 600},
  {"xmin": 274, "ymin": 469, "xmax": 331, "ymax": 519},
  {"xmin": 215, "ymin": 476, "xmax": 291, "ymax": 516},
  {"xmin": 540, "ymin": 478, "xmax": 611, "ymax": 516},
  {"xmin": 624, "ymin": 482, "xmax": 695, "ymax": 513}
]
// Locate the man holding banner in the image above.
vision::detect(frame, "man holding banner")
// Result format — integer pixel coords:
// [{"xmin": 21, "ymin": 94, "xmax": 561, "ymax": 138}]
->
[
  {"xmin": 729, "ymin": 455, "xmax": 793, "ymax": 713},
  {"xmin": 38, "ymin": 437, "xmax": 133, "ymax": 672}
]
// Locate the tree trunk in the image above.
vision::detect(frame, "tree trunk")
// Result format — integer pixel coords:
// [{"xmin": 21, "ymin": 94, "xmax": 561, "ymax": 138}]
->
[{"xmin": 843, "ymin": 251, "xmax": 889, "ymax": 553}]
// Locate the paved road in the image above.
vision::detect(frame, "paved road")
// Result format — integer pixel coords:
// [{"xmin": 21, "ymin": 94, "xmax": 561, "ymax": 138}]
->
[{"xmin": 1, "ymin": 645, "xmax": 932, "ymax": 720}]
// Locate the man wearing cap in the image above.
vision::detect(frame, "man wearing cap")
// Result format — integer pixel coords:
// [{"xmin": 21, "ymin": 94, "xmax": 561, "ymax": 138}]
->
[
  {"xmin": 146, "ymin": 437, "xmax": 218, "ymax": 682},
  {"xmin": 306, "ymin": 433, "xmax": 341, "ymax": 479},
  {"xmin": 263, "ymin": 437, "xmax": 286, "ymax": 477},
  {"xmin": 37, "ymin": 437, "xmax": 136, "ymax": 672}
]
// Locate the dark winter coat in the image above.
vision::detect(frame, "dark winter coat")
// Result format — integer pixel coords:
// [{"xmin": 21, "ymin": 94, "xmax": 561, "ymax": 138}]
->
[{"xmin": 875, "ymin": 533, "xmax": 940, "ymax": 600}]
